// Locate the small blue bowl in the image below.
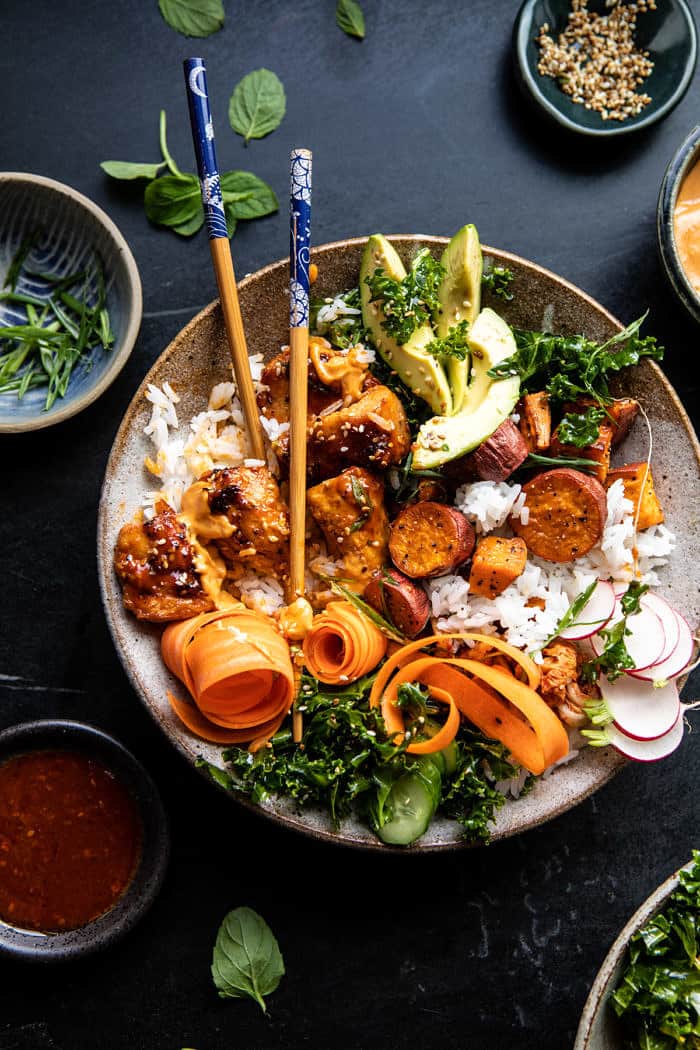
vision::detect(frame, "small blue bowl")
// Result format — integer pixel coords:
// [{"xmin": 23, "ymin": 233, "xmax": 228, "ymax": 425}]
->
[
  {"xmin": 658, "ymin": 124, "xmax": 700, "ymax": 325},
  {"xmin": 0, "ymin": 173, "xmax": 142, "ymax": 433},
  {"xmin": 514, "ymin": 0, "xmax": 697, "ymax": 137},
  {"xmin": 0, "ymin": 720, "xmax": 169, "ymax": 961}
]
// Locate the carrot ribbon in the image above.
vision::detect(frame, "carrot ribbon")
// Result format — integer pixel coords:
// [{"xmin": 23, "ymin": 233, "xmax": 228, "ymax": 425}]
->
[
  {"xmin": 162, "ymin": 607, "xmax": 295, "ymax": 747},
  {"xmin": 302, "ymin": 601, "xmax": 387, "ymax": 685},
  {"xmin": 370, "ymin": 633, "xmax": 568, "ymax": 774}
]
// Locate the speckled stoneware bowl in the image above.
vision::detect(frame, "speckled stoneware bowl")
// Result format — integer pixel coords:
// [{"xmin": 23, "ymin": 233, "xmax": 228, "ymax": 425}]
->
[
  {"xmin": 514, "ymin": 0, "xmax": 697, "ymax": 137},
  {"xmin": 574, "ymin": 860, "xmax": 690, "ymax": 1048},
  {"xmin": 98, "ymin": 236, "xmax": 700, "ymax": 852},
  {"xmin": 0, "ymin": 173, "xmax": 142, "ymax": 433},
  {"xmin": 658, "ymin": 124, "xmax": 700, "ymax": 325},
  {"xmin": 0, "ymin": 720, "xmax": 169, "ymax": 961}
]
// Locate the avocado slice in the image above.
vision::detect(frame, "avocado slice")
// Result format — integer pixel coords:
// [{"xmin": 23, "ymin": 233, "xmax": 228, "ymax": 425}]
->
[
  {"xmin": 434, "ymin": 225, "xmax": 483, "ymax": 414},
  {"xmin": 412, "ymin": 307, "xmax": 520, "ymax": 471},
  {"xmin": 360, "ymin": 235, "xmax": 452, "ymax": 416}
]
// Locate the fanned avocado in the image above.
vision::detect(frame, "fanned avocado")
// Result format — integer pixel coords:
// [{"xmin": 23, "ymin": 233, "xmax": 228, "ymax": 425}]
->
[
  {"xmin": 412, "ymin": 307, "xmax": 520, "ymax": 471},
  {"xmin": 360, "ymin": 235, "xmax": 452, "ymax": 416},
  {"xmin": 434, "ymin": 225, "xmax": 482, "ymax": 414}
]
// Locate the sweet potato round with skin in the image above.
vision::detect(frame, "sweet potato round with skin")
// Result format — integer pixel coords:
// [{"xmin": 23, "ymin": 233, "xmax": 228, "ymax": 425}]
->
[
  {"xmin": 364, "ymin": 567, "xmax": 431, "ymax": 638},
  {"xmin": 389, "ymin": 502, "xmax": 475, "ymax": 578},
  {"xmin": 467, "ymin": 419, "xmax": 529, "ymax": 482},
  {"xmin": 510, "ymin": 468, "xmax": 607, "ymax": 562}
]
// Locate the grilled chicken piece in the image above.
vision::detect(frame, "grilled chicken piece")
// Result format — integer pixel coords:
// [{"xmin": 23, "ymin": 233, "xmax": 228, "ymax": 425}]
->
[
  {"xmin": 114, "ymin": 500, "xmax": 214, "ymax": 622},
  {"xmin": 307, "ymin": 467, "xmax": 390, "ymax": 588},
  {"xmin": 199, "ymin": 465, "xmax": 290, "ymax": 578},
  {"xmin": 306, "ymin": 384, "xmax": 411, "ymax": 481},
  {"xmin": 540, "ymin": 640, "xmax": 579, "ymax": 705},
  {"xmin": 257, "ymin": 338, "xmax": 376, "ymax": 424}
]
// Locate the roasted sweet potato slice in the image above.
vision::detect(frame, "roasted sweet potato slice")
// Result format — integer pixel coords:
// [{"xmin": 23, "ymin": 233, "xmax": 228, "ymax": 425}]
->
[
  {"xmin": 518, "ymin": 392, "xmax": 551, "ymax": 453},
  {"xmin": 510, "ymin": 468, "xmax": 607, "ymax": 562},
  {"xmin": 389, "ymin": 502, "xmax": 475, "ymax": 579},
  {"xmin": 608, "ymin": 398, "xmax": 640, "ymax": 448},
  {"xmin": 468, "ymin": 536, "xmax": 528, "ymax": 598},
  {"xmin": 467, "ymin": 419, "xmax": 529, "ymax": 482},
  {"xmin": 606, "ymin": 462, "xmax": 664, "ymax": 529},
  {"xmin": 364, "ymin": 567, "xmax": 431, "ymax": 638},
  {"xmin": 550, "ymin": 421, "xmax": 614, "ymax": 483}
]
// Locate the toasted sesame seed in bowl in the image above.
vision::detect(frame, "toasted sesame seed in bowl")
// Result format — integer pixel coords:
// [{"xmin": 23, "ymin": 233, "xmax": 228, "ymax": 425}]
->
[{"xmin": 514, "ymin": 0, "xmax": 697, "ymax": 137}]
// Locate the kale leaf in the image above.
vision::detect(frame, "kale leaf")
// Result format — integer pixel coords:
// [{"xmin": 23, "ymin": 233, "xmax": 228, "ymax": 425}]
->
[
  {"xmin": 481, "ymin": 265, "xmax": 514, "ymax": 302},
  {"xmin": 364, "ymin": 249, "xmax": 445, "ymax": 345},
  {"xmin": 557, "ymin": 404, "xmax": 606, "ymax": 447},
  {"xmin": 426, "ymin": 319, "xmax": 471, "ymax": 361}
]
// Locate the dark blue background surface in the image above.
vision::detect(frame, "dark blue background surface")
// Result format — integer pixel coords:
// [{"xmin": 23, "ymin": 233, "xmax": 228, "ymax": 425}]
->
[{"xmin": 1, "ymin": 2, "xmax": 699, "ymax": 1047}]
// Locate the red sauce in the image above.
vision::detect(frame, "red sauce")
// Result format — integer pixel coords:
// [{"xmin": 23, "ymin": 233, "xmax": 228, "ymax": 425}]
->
[{"xmin": 0, "ymin": 750, "xmax": 142, "ymax": 932}]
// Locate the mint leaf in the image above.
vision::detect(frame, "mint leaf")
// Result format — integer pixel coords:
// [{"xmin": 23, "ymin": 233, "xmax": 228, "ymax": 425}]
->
[
  {"xmin": 158, "ymin": 0, "xmax": 224, "ymax": 38},
  {"xmin": 100, "ymin": 160, "xmax": 165, "ymax": 180},
  {"xmin": 220, "ymin": 171, "xmax": 278, "ymax": 219},
  {"xmin": 212, "ymin": 907, "xmax": 285, "ymax": 1012},
  {"xmin": 144, "ymin": 173, "xmax": 203, "ymax": 231},
  {"xmin": 229, "ymin": 69, "xmax": 286, "ymax": 144},
  {"xmin": 336, "ymin": 0, "xmax": 365, "ymax": 39}
]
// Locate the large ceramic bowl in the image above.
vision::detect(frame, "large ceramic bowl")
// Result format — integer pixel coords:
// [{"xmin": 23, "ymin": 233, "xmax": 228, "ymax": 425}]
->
[
  {"xmin": 658, "ymin": 125, "xmax": 700, "ymax": 326},
  {"xmin": 0, "ymin": 173, "xmax": 142, "ymax": 433},
  {"xmin": 98, "ymin": 236, "xmax": 700, "ymax": 852},
  {"xmin": 574, "ymin": 861, "xmax": 689, "ymax": 1049}
]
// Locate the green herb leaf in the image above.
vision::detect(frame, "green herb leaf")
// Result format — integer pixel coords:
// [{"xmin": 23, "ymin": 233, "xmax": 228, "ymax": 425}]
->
[
  {"xmin": 328, "ymin": 579, "xmax": 407, "ymax": 643},
  {"xmin": 229, "ymin": 69, "xmax": 286, "ymax": 144},
  {"xmin": 524, "ymin": 452, "xmax": 596, "ymax": 472},
  {"xmin": 348, "ymin": 474, "xmax": 373, "ymax": 532},
  {"xmin": 4, "ymin": 231, "xmax": 41, "ymax": 290},
  {"xmin": 336, "ymin": 0, "xmax": 365, "ymax": 39},
  {"xmin": 620, "ymin": 580, "xmax": 649, "ymax": 616},
  {"xmin": 557, "ymin": 404, "xmax": 606, "ymax": 447},
  {"xmin": 220, "ymin": 171, "xmax": 278, "ymax": 219},
  {"xmin": 100, "ymin": 160, "xmax": 166, "ymax": 181},
  {"xmin": 311, "ymin": 287, "xmax": 366, "ymax": 350},
  {"xmin": 144, "ymin": 173, "xmax": 204, "ymax": 231},
  {"xmin": 426, "ymin": 319, "xmax": 471, "ymax": 361},
  {"xmin": 211, "ymin": 907, "xmax": 284, "ymax": 1012},
  {"xmin": 172, "ymin": 211, "xmax": 206, "ymax": 237},
  {"xmin": 541, "ymin": 579, "xmax": 598, "ymax": 648},
  {"xmin": 481, "ymin": 264, "xmax": 514, "ymax": 302},
  {"xmin": 365, "ymin": 249, "xmax": 445, "ymax": 345},
  {"xmin": 158, "ymin": 0, "xmax": 224, "ymax": 37}
]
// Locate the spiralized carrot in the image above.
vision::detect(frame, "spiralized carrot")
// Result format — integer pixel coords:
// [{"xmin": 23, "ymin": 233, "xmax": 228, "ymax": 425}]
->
[
  {"xmin": 303, "ymin": 601, "xmax": 387, "ymax": 685},
  {"xmin": 162, "ymin": 607, "xmax": 295, "ymax": 746},
  {"xmin": 381, "ymin": 667, "xmax": 460, "ymax": 754},
  {"xmin": 370, "ymin": 633, "xmax": 566, "ymax": 775}
]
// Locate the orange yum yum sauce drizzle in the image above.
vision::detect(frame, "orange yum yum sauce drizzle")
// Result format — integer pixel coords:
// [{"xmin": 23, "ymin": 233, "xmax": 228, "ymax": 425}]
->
[
  {"xmin": 674, "ymin": 160, "xmax": 700, "ymax": 292},
  {"xmin": 0, "ymin": 751, "xmax": 142, "ymax": 932}
]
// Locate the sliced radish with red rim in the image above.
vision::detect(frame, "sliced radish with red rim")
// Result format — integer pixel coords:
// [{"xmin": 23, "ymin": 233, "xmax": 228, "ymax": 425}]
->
[
  {"xmin": 639, "ymin": 593, "xmax": 680, "ymax": 664},
  {"xmin": 605, "ymin": 709, "xmax": 684, "ymax": 762},
  {"xmin": 629, "ymin": 609, "xmax": 695, "ymax": 683},
  {"xmin": 558, "ymin": 581, "xmax": 616, "ymax": 641},
  {"xmin": 591, "ymin": 601, "xmax": 665, "ymax": 672},
  {"xmin": 600, "ymin": 674, "xmax": 680, "ymax": 741}
]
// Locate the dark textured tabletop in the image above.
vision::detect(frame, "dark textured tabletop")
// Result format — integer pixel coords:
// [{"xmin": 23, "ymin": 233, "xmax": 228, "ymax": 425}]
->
[{"xmin": 2, "ymin": 1, "xmax": 700, "ymax": 1047}]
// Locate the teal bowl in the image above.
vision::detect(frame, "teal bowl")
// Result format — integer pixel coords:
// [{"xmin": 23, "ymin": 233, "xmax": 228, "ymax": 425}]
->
[
  {"xmin": 514, "ymin": 0, "xmax": 697, "ymax": 137},
  {"xmin": 0, "ymin": 173, "xmax": 142, "ymax": 433},
  {"xmin": 657, "ymin": 125, "xmax": 700, "ymax": 325}
]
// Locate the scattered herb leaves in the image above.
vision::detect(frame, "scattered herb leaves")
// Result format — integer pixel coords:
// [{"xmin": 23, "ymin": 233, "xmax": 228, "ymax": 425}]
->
[
  {"xmin": 540, "ymin": 579, "xmax": 598, "ymax": 648},
  {"xmin": 211, "ymin": 907, "xmax": 284, "ymax": 1012},
  {"xmin": 327, "ymin": 578, "xmax": 407, "ymax": 643},
  {"xmin": 581, "ymin": 580, "xmax": 648, "ymax": 683},
  {"xmin": 365, "ymin": 249, "xmax": 445, "ymax": 345},
  {"xmin": 348, "ymin": 474, "xmax": 373, "ymax": 533},
  {"xmin": 336, "ymin": 0, "xmax": 366, "ymax": 39},
  {"xmin": 100, "ymin": 110, "xmax": 278, "ymax": 238},
  {"xmin": 310, "ymin": 287, "xmax": 366, "ymax": 350},
  {"xmin": 557, "ymin": 404, "xmax": 606, "ymax": 447},
  {"xmin": 426, "ymin": 319, "xmax": 471, "ymax": 361},
  {"xmin": 523, "ymin": 452, "xmax": 596, "ymax": 472},
  {"xmin": 158, "ymin": 0, "xmax": 225, "ymax": 38},
  {"xmin": 481, "ymin": 264, "xmax": 514, "ymax": 301},
  {"xmin": 229, "ymin": 69, "xmax": 286, "ymax": 144},
  {"xmin": 620, "ymin": 580, "xmax": 649, "ymax": 616}
]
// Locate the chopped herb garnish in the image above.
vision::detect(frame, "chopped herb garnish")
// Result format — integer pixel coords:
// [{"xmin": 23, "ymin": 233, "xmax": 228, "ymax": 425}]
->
[
  {"xmin": 364, "ymin": 249, "xmax": 445, "ymax": 345},
  {"xmin": 481, "ymin": 264, "xmax": 514, "ymax": 301},
  {"xmin": 540, "ymin": 579, "xmax": 599, "ymax": 648},
  {"xmin": 557, "ymin": 404, "xmax": 607, "ymax": 447},
  {"xmin": 426, "ymin": 319, "xmax": 471, "ymax": 361},
  {"xmin": 581, "ymin": 580, "xmax": 648, "ymax": 683},
  {"xmin": 348, "ymin": 474, "xmax": 373, "ymax": 533}
]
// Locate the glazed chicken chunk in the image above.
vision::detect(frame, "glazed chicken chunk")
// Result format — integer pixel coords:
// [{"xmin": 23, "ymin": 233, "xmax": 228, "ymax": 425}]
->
[
  {"xmin": 257, "ymin": 338, "xmax": 375, "ymax": 424},
  {"xmin": 114, "ymin": 500, "xmax": 214, "ymax": 622},
  {"xmin": 307, "ymin": 467, "xmax": 390, "ymax": 588},
  {"xmin": 540, "ymin": 640, "xmax": 579, "ymax": 705},
  {"xmin": 307, "ymin": 384, "xmax": 411, "ymax": 481},
  {"xmin": 197, "ymin": 465, "xmax": 290, "ymax": 578}
]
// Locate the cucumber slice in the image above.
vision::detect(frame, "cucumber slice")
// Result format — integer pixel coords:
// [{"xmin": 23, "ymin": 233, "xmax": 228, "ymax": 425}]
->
[{"xmin": 375, "ymin": 757, "xmax": 442, "ymax": 846}]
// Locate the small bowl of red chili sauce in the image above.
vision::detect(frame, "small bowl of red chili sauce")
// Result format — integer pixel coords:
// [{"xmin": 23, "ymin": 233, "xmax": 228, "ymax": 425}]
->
[{"xmin": 0, "ymin": 720, "xmax": 169, "ymax": 961}]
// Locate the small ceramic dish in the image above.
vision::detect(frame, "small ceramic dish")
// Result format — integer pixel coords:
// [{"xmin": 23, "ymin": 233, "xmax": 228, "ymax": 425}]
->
[
  {"xmin": 0, "ymin": 173, "xmax": 142, "ymax": 434},
  {"xmin": 513, "ymin": 0, "xmax": 697, "ymax": 137},
  {"xmin": 574, "ymin": 860, "xmax": 689, "ymax": 1048},
  {"xmin": 0, "ymin": 720, "xmax": 169, "ymax": 961},
  {"xmin": 658, "ymin": 124, "xmax": 700, "ymax": 324}
]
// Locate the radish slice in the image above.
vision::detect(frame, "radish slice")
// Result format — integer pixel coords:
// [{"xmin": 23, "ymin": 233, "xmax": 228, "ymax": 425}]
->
[
  {"xmin": 606, "ymin": 709, "xmax": 685, "ymax": 762},
  {"xmin": 640, "ymin": 593, "xmax": 680, "ymax": 665},
  {"xmin": 600, "ymin": 674, "xmax": 680, "ymax": 741},
  {"xmin": 558, "ymin": 581, "xmax": 616, "ymax": 641},
  {"xmin": 590, "ymin": 602, "xmax": 665, "ymax": 672},
  {"xmin": 629, "ymin": 610, "xmax": 695, "ymax": 683}
]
